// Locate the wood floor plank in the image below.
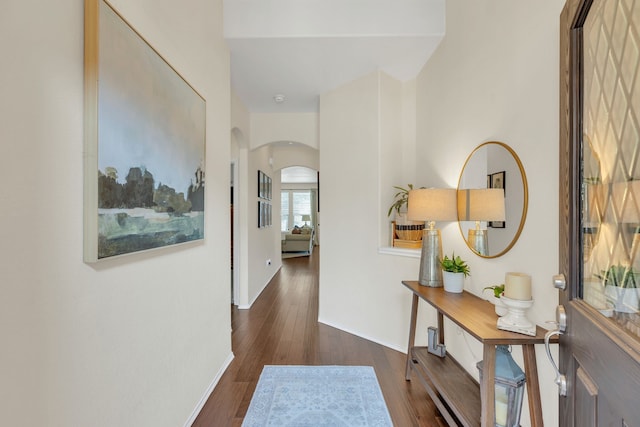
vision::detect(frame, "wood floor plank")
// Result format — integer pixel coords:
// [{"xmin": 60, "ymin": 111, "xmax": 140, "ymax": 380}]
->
[{"xmin": 192, "ymin": 248, "xmax": 444, "ymax": 426}]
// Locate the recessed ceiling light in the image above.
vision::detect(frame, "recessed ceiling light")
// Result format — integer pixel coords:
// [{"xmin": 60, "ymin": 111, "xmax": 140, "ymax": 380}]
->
[{"xmin": 273, "ymin": 94, "xmax": 285, "ymax": 103}]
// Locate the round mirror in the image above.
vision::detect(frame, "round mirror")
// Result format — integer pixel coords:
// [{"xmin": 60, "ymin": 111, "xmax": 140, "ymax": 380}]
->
[{"xmin": 457, "ymin": 141, "xmax": 528, "ymax": 258}]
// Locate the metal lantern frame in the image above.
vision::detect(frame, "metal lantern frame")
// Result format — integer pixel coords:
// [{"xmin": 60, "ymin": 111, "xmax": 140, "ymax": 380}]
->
[{"xmin": 476, "ymin": 345, "xmax": 526, "ymax": 427}]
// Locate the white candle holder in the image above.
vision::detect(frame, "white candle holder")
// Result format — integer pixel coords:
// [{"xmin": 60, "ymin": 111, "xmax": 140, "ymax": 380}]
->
[{"xmin": 497, "ymin": 296, "xmax": 536, "ymax": 336}]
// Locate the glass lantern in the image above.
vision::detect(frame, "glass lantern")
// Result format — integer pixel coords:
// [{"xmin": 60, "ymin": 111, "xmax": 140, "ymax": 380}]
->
[{"xmin": 476, "ymin": 345, "xmax": 526, "ymax": 427}]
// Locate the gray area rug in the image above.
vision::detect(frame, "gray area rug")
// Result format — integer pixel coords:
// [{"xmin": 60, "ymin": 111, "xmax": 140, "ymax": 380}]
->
[{"xmin": 242, "ymin": 365, "xmax": 393, "ymax": 427}]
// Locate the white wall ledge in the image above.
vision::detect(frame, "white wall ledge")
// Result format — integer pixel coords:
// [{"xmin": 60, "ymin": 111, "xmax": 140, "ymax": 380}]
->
[{"xmin": 378, "ymin": 246, "xmax": 421, "ymax": 258}]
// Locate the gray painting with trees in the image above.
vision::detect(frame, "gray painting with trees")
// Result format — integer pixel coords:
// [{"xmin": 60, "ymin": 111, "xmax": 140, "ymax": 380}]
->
[{"xmin": 97, "ymin": 164, "xmax": 204, "ymax": 258}]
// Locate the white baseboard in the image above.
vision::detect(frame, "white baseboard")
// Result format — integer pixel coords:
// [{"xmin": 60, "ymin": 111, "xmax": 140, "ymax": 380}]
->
[
  {"xmin": 317, "ymin": 318, "xmax": 407, "ymax": 354},
  {"xmin": 184, "ymin": 352, "xmax": 235, "ymax": 427},
  {"xmin": 237, "ymin": 266, "xmax": 282, "ymax": 310}
]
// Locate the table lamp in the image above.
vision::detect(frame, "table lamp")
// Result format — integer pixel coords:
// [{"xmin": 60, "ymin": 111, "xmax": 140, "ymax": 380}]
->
[
  {"xmin": 302, "ymin": 214, "xmax": 311, "ymax": 226},
  {"xmin": 408, "ymin": 188, "xmax": 457, "ymax": 286},
  {"xmin": 457, "ymin": 188, "xmax": 505, "ymax": 255}
]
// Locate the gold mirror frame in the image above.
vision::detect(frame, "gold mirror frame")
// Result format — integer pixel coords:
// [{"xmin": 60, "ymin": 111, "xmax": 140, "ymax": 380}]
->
[{"xmin": 457, "ymin": 141, "xmax": 529, "ymax": 258}]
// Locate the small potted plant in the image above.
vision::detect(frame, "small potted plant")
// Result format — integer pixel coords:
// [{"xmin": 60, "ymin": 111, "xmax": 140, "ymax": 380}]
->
[
  {"xmin": 387, "ymin": 184, "xmax": 424, "ymax": 241},
  {"xmin": 440, "ymin": 253, "xmax": 470, "ymax": 293},
  {"xmin": 597, "ymin": 264, "xmax": 639, "ymax": 313},
  {"xmin": 483, "ymin": 284, "xmax": 507, "ymax": 316}
]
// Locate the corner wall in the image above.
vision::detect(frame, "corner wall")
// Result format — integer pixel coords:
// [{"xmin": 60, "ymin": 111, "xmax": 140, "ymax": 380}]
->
[
  {"xmin": 415, "ymin": 1, "xmax": 565, "ymax": 426},
  {"xmin": 319, "ymin": 72, "xmax": 425, "ymax": 350},
  {"xmin": 0, "ymin": 1, "xmax": 231, "ymax": 425}
]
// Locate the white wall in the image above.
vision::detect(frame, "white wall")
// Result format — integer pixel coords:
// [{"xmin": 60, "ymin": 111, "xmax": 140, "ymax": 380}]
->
[
  {"xmin": 415, "ymin": 1, "xmax": 564, "ymax": 426},
  {"xmin": 319, "ymin": 71, "xmax": 427, "ymax": 350},
  {"xmin": 251, "ymin": 113, "xmax": 319, "ymax": 149},
  {"xmin": 0, "ymin": 1, "xmax": 231, "ymax": 425},
  {"xmin": 271, "ymin": 144, "xmax": 319, "ymax": 172},
  {"xmin": 231, "ymin": 91, "xmax": 252, "ymax": 307},
  {"xmin": 245, "ymin": 145, "xmax": 283, "ymax": 307},
  {"xmin": 230, "ymin": 95, "xmax": 287, "ymax": 308}
]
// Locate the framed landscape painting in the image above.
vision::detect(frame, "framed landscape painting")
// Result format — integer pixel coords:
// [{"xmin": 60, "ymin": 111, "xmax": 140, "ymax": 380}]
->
[{"xmin": 84, "ymin": 0, "xmax": 206, "ymax": 261}]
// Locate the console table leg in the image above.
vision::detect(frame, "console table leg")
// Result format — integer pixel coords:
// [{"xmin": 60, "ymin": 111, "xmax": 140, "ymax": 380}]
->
[
  {"xmin": 523, "ymin": 344, "xmax": 544, "ymax": 427},
  {"xmin": 405, "ymin": 294, "xmax": 419, "ymax": 380},
  {"xmin": 481, "ymin": 345, "xmax": 496, "ymax": 427}
]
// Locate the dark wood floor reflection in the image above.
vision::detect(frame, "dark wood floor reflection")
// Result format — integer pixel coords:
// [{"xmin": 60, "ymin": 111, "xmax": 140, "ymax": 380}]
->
[{"xmin": 193, "ymin": 247, "xmax": 444, "ymax": 426}]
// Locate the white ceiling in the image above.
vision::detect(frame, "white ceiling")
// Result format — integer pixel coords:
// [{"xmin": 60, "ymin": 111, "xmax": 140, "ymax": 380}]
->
[{"xmin": 224, "ymin": 0, "xmax": 445, "ymax": 113}]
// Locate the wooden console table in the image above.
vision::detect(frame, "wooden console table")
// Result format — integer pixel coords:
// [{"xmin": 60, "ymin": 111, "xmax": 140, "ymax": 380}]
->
[{"xmin": 402, "ymin": 280, "xmax": 557, "ymax": 427}]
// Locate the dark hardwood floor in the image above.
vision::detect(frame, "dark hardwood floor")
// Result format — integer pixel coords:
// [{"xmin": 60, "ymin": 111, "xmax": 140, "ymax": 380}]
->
[{"xmin": 193, "ymin": 247, "xmax": 444, "ymax": 426}]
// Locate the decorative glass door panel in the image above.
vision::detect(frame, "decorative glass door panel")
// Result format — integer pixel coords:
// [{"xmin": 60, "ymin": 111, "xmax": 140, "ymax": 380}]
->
[{"xmin": 582, "ymin": 0, "xmax": 640, "ymax": 338}]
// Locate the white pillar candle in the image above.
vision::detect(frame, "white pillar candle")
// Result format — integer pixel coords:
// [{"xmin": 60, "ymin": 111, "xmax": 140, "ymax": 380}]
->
[
  {"xmin": 495, "ymin": 394, "xmax": 509, "ymax": 427},
  {"xmin": 504, "ymin": 272, "xmax": 532, "ymax": 300}
]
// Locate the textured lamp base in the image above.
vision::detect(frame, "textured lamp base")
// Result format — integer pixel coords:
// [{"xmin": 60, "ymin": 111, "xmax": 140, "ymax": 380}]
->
[
  {"xmin": 468, "ymin": 228, "xmax": 488, "ymax": 256},
  {"xmin": 418, "ymin": 229, "xmax": 443, "ymax": 287}
]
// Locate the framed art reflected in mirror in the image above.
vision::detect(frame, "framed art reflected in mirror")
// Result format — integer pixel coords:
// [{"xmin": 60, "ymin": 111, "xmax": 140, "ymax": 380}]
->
[{"xmin": 489, "ymin": 171, "xmax": 506, "ymax": 228}]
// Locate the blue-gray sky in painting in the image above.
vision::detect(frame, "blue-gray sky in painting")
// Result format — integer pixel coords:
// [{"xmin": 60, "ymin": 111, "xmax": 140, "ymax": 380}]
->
[{"xmin": 98, "ymin": 1, "xmax": 205, "ymax": 195}]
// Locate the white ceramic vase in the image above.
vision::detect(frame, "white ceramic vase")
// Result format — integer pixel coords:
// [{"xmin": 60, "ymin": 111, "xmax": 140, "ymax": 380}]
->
[{"xmin": 443, "ymin": 271, "xmax": 464, "ymax": 293}]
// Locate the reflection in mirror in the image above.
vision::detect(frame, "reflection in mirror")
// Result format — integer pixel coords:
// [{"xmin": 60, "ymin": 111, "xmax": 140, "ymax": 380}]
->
[{"xmin": 457, "ymin": 141, "xmax": 528, "ymax": 258}]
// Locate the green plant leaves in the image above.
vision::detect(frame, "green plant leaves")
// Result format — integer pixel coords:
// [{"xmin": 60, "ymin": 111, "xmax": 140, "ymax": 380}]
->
[
  {"xmin": 387, "ymin": 184, "xmax": 413, "ymax": 217},
  {"xmin": 440, "ymin": 252, "xmax": 470, "ymax": 277},
  {"xmin": 483, "ymin": 284, "xmax": 504, "ymax": 297},
  {"xmin": 596, "ymin": 265, "xmax": 639, "ymax": 288}
]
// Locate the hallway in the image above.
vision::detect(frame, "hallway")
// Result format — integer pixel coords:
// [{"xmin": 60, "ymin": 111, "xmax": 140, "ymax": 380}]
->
[{"xmin": 193, "ymin": 248, "xmax": 444, "ymax": 426}]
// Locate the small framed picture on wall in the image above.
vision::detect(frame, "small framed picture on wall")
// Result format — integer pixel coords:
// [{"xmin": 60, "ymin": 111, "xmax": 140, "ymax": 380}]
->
[
  {"xmin": 490, "ymin": 171, "xmax": 505, "ymax": 192},
  {"xmin": 489, "ymin": 171, "xmax": 506, "ymax": 228}
]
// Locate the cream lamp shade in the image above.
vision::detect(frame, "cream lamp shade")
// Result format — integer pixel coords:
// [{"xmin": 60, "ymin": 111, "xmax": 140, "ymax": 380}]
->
[
  {"xmin": 407, "ymin": 188, "xmax": 458, "ymax": 222},
  {"xmin": 302, "ymin": 214, "xmax": 311, "ymax": 222},
  {"xmin": 457, "ymin": 188, "xmax": 506, "ymax": 221}
]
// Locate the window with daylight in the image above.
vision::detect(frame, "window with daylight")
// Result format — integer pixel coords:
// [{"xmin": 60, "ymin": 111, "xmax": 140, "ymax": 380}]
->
[{"xmin": 281, "ymin": 190, "xmax": 313, "ymax": 232}]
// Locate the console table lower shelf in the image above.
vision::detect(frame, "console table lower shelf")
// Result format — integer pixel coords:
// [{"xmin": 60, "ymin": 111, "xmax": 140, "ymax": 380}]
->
[
  {"xmin": 402, "ymin": 280, "xmax": 556, "ymax": 427},
  {"xmin": 409, "ymin": 347, "xmax": 481, "ymax": 427}
]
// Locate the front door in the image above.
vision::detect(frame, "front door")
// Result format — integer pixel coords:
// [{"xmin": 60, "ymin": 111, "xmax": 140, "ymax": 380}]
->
[{"xmin": 558, "ymin": 0, "xmax": 640, "ymax": 425}]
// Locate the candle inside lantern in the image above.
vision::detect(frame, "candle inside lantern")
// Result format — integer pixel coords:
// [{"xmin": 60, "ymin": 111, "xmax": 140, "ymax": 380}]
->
[
  {"xmin": 495, "ymin": 393, "xmax": 508, "ymax": 426},
  {"xmin": 504, "ymin": 272, "xmax": 532, "ymax": 301}
]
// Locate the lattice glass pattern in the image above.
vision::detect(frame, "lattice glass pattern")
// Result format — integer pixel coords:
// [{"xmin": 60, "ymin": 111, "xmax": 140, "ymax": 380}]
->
[{"xmin": 582, "ymin": 0, "xmax": 640, "ymax": 332}]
